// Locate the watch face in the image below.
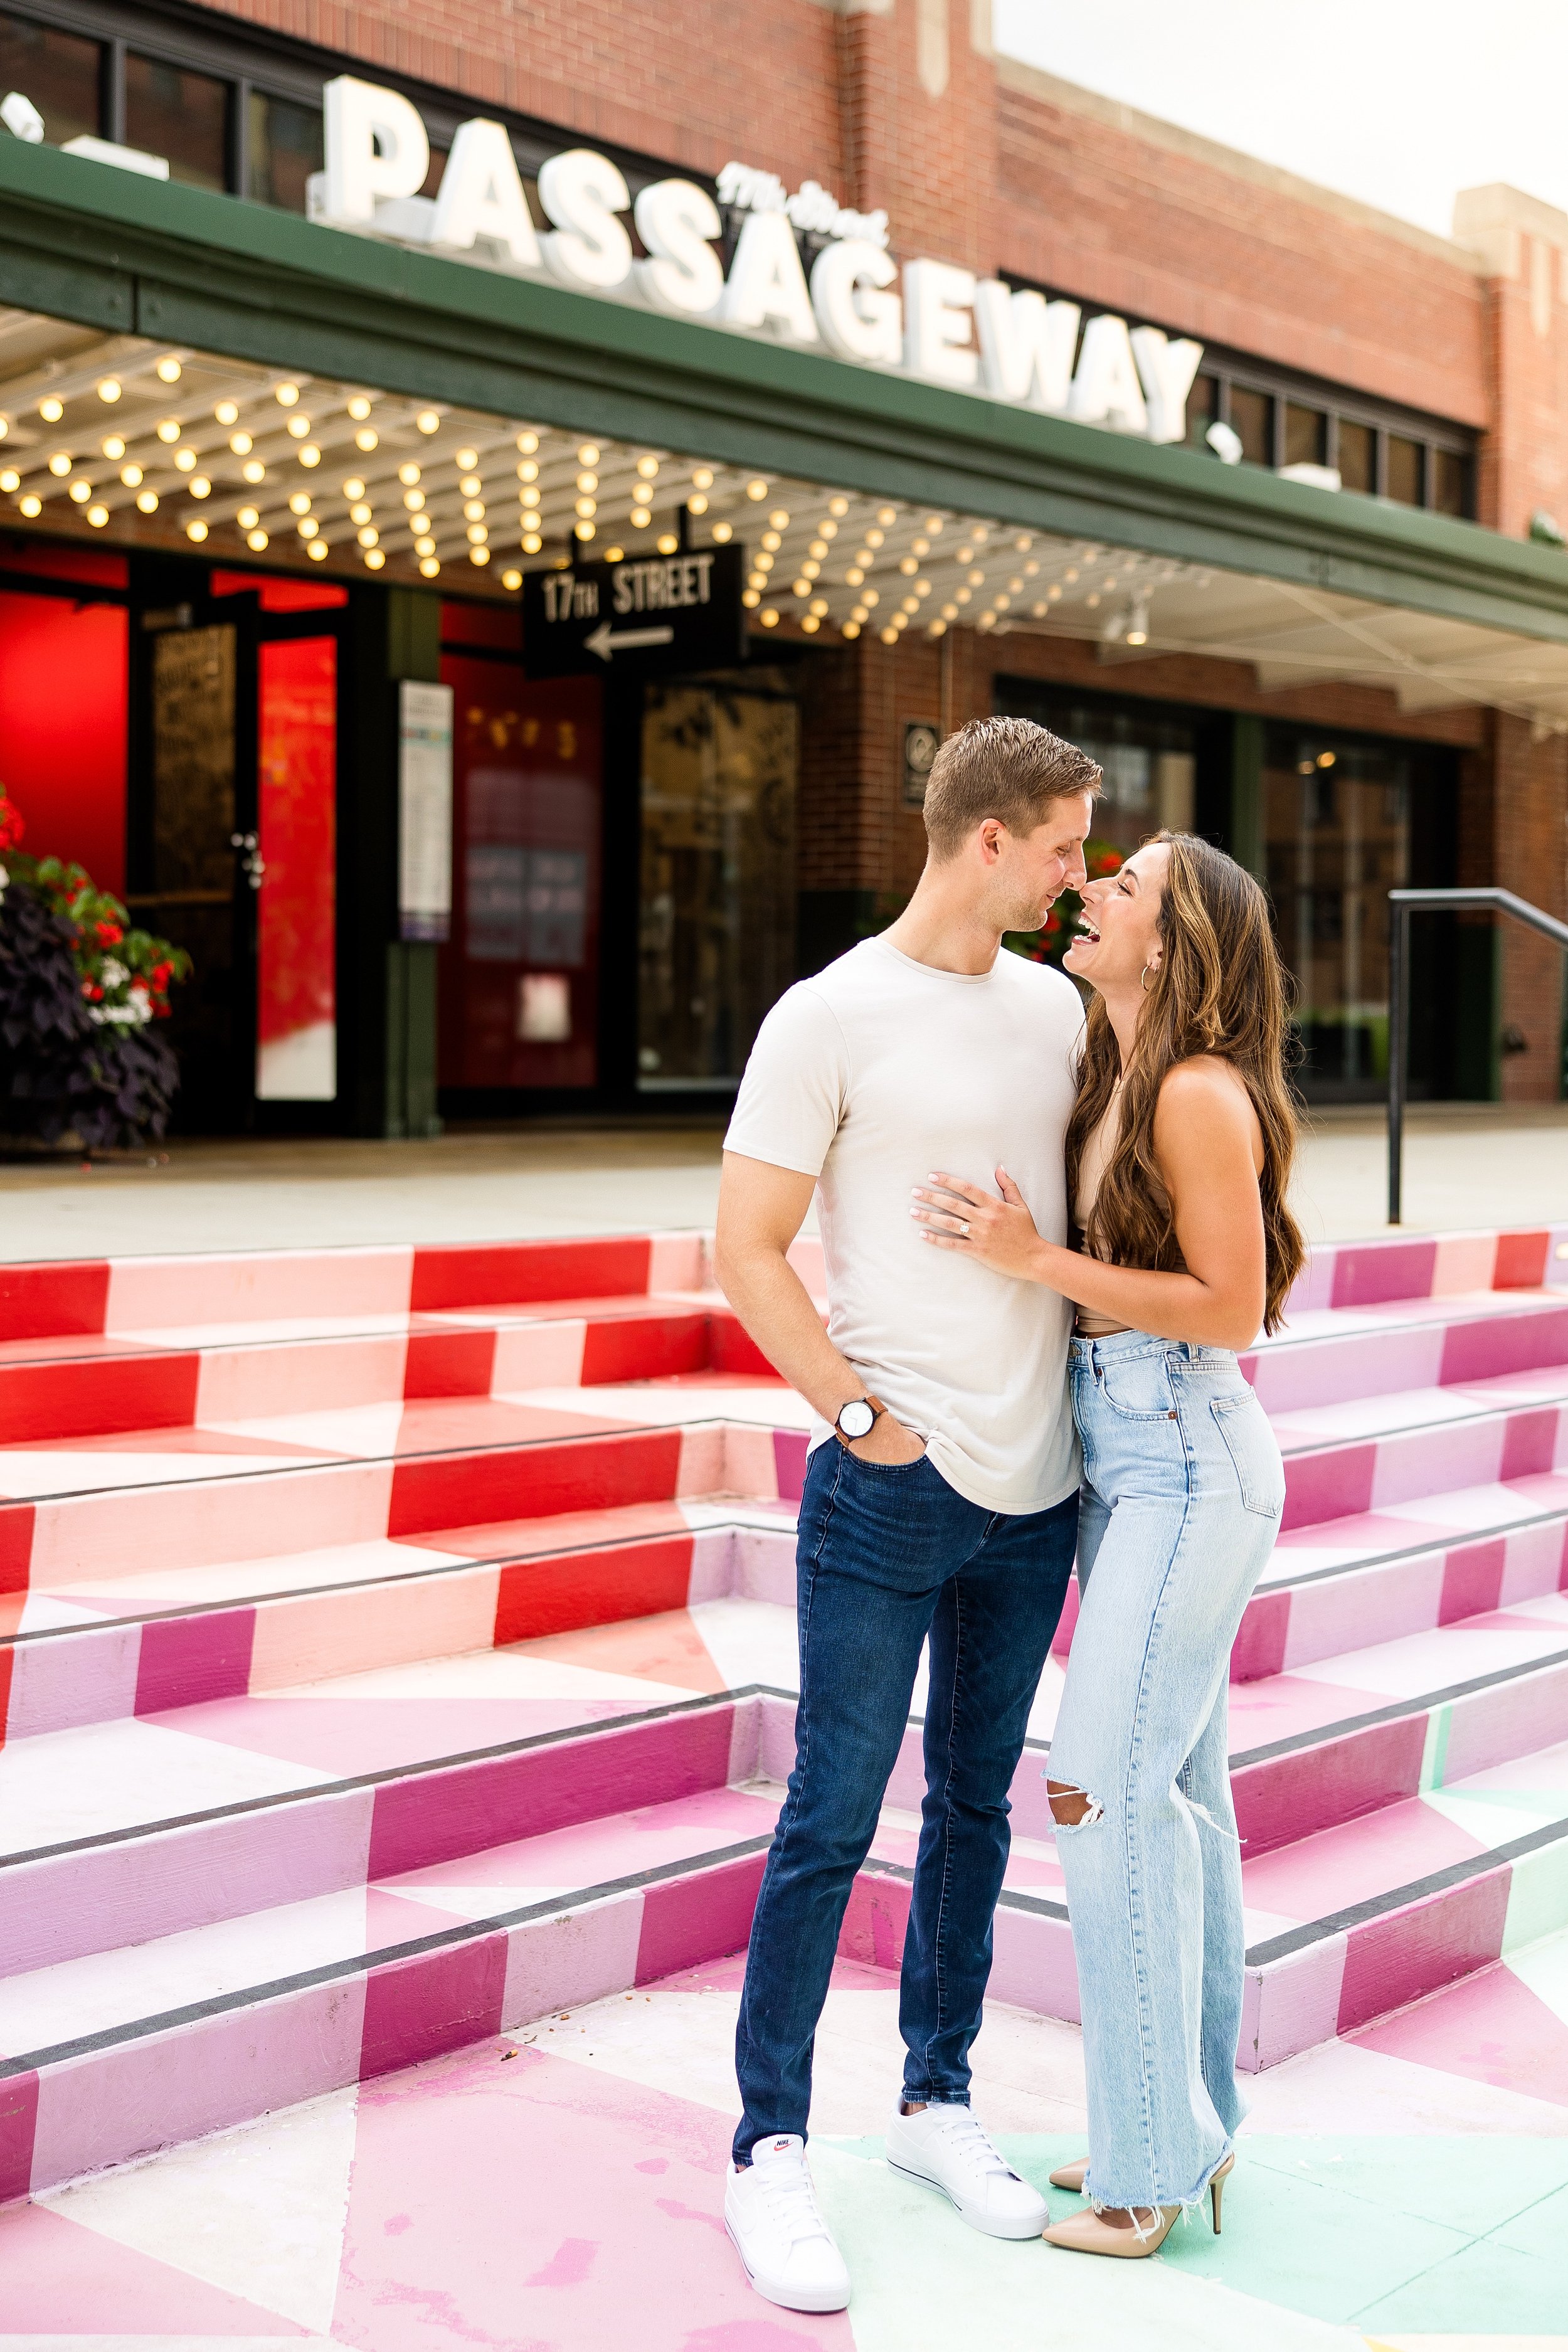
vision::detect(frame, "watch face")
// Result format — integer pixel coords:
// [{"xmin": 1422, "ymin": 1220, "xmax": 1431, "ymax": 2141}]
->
[{"xmin": 838, "ymin": 1399, "xmax": 874, "ymax": 1439}]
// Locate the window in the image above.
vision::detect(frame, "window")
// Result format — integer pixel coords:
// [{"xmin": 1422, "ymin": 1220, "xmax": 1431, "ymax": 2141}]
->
[
  {"xmin": 1433, "ymin": 447, "xmax": 1469, "ymax": 518},
  {"xmin": 246, "ymin": 89, "xmax": 322, "ymax": 211},
  {"xmin": 1337, "ymin": 419, "xmax": 1374, "ymax": 494},
  {"xmin": 0, "ymin": 11, "xmax": 100, "ymax": 145},
  {"xmin": 1185, "ymin": 373, "xmax": 1219, "ymax": 452},
  {"xmin": 1285, "ymin": 403, "xmax": 1325, "ymax": 467},
  {"xmin": 1228, "ymin": 386, "xmax": 1273, "ymax": 467},
  {"xmin": 125, "ymin": 53, "xmax": 227, "ymax": 189},
  {"xmin": 1387, "ymin": 434, "xmax": 1424, "ymax": 507}
]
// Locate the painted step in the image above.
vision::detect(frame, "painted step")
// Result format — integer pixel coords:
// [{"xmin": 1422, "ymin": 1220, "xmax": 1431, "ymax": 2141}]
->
[
  {"xmin": 3, "ymin": 1676, "xmax": 1566, "ymax": 2204},
  {"xmin": 0, "ymin": 1494, "xmax": 797, "ymax": 1742},
  {"xmin": 0, "ymin": 1291, "xmax": 787, "ymax": 1449}
]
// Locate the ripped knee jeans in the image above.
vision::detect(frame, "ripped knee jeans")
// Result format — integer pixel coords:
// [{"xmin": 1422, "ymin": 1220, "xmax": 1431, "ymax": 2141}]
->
[{"xmin": 1047, "ymin": 1329, "xmax": 1284, "ymax": 2212}]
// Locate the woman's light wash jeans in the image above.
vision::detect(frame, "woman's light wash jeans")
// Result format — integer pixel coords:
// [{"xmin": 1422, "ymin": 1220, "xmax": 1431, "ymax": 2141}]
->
[{"xmin": 1049, "ymin": 1328, "xmax": 1285, "ymax": 2212}]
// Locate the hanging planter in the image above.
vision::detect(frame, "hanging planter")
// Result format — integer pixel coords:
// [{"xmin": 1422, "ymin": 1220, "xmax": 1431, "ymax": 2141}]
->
[{"xmin": 0, "ymin": 788, "xmax": 194, "ymax": 1152}]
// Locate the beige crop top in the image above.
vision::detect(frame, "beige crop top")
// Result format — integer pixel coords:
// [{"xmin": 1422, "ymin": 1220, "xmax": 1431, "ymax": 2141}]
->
[{"xmin": 1072, "ymin": 1080, "xmax": 1130, "ymax": 1338}]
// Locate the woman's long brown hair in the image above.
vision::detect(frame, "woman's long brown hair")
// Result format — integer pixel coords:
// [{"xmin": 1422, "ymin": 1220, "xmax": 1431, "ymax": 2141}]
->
[{"xmin": 1065, "ymin": 832, "xmax": 1306, "ymax": 1335}]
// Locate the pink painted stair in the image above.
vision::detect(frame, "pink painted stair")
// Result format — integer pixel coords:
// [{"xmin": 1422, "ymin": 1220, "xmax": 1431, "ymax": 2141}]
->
[{"xmin": 0, "ymin": 1218, "xmax": 1565, "ymax": 2205}]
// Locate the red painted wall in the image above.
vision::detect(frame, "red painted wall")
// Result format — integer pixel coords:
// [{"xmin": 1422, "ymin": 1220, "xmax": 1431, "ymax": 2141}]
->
[{"xmin": 0, "ymin": 591, "xmax": 128, "ymax": 895}]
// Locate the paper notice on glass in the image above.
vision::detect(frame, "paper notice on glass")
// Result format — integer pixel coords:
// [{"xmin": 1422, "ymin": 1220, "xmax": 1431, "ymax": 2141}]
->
[{"xmin": 398, "ymin": 680, "xmax": 453, "ymax": 941}]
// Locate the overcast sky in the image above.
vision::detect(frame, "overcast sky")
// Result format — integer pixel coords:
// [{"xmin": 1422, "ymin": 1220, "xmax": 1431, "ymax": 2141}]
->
[{"xmin": 993, "ymin": 0, "xmax": 1568, "ymax": 241}]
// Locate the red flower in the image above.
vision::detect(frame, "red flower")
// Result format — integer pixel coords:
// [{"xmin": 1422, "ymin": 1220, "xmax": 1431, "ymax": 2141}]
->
[{"xmin": 95, "ymin": 921, "xmax": 123, "ymax": 946}]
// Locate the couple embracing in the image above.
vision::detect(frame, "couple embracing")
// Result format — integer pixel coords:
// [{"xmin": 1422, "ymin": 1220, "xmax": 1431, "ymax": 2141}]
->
[{"xmin": 715, "ymin": 714, "xmax": 1304, "ymax": 2311}]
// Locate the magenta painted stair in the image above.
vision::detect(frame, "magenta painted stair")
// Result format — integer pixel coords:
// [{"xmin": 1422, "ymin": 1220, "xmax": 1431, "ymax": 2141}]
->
[{"xmin": 0, "ymin": 1217, "xmax": 1565, "ymax": 2203}]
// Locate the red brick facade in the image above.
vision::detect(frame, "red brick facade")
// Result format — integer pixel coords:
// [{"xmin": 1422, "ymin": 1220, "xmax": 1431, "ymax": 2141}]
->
[{"xmin": 201, "ymin": 0, "xmax": 1568, "ymax": 1096}]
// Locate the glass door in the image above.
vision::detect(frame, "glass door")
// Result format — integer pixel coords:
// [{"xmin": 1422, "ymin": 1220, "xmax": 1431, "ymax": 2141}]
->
[
  {"xmin": 637, "ymin": 683, "xmax": 798, "ymax": 1089},
  {"xmin": 255, "ymin": 633, "xmax": 337, "ymax": 1101}
]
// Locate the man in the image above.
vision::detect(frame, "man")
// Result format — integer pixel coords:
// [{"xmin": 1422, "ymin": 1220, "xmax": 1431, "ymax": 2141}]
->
[{"xmin": 716, "ymin": 715, "xmax": 1101, "ymax": 2313}]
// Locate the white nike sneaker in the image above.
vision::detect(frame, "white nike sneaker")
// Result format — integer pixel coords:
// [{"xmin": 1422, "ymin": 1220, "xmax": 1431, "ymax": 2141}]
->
[
  {"xmin": 725, "ymin": 2134, "xmax": 851, "ymax": 2313},
  {"xmin": 885, "ymin": 2101, "xmax": 1049, "ymax": 2239}
]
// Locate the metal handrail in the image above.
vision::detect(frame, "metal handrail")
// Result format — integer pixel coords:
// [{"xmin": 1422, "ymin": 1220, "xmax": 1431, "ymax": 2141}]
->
[{"xmin": 1387, "ymin": 887, "xmax": 1568, "ymax": 1223}]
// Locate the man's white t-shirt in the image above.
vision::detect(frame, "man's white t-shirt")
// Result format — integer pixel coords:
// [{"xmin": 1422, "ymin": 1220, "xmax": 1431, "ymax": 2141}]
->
[{"xmin": 724, "ymin": 935, "xmax": 1083, "ymax": 1515}]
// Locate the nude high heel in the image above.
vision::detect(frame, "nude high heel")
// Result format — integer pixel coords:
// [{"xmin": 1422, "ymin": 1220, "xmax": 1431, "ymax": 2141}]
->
[{"xmin": 1042, "ymin": 2151, "xmax": 1234, "ymax": 2257}]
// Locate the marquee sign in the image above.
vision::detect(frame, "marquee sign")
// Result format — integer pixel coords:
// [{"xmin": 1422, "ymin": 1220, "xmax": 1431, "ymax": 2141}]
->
[{"xmin": 309, "ymin": 78, "xmax": 1204, "ymax": 450}]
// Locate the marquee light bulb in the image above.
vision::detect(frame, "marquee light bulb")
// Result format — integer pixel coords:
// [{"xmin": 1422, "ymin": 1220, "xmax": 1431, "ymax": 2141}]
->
[
  {"xmin": 522, "ymin": 532, "xmax": 542, "ymax": 553},
  {"xmin": 120, "ymin": 464, "xmax": 143, "ymax": 487},
  {"xmin": 768, "ymin": 509, "xmax": 789, "ymax": 529},
  {"xmin": 97, "ymin": 378, "xmax": 121, "ymax": 403},
  {"xmin": 350, "ymin": 502, "xmax": 373, "ymax": 526},
  {"xmin": 19, "ymin": 494, "xmax": 41, "ymax": 516},
  {"xmin": 637, "ymin": 455, "xmax": 660, "ymax": 479},
  {"xmin": 215, "ymin": 401, "xmax": 239, "ymax": 426},
  {"xmin": 692, "ymin": 467, "xmax": 714, "ymax": 489},
  {"xmin": 712, "ymin": 520, "xmax": 733, "ymax": 542},
  {"xmin": 516, "ymin": 430, "xmax": 539, "ymax": 453},
  {"xmin": 275, "ymin": 383, "xmax": 300, "ymax": 406},
  {"xmin": 38, "ymin": 397, "xmax": 63, "ymax": 422},
  {"xmin": 517, "ymin": 460, "xmax": 538, "ymax": 483},
  {"xmin": 687, "ymin": 494, "xmax": 708, "ymax": 515},
  {"xmin": 156, "ymin": 420, "xmax": 181, "ymax": 443},
  {"xmin": 175, "ymin": 448, "xmax": 196, "ymax": 472},
  {"xmin": 186, "ymin": 519, "xmax": 208, "ymax": 541},
  {"xmin": 343, "ymin": 478, "xmax": 365, "ymax": 501},
  {"xmin": 398, "ymin": 462, "xmax": 421, "ymax": 486},
  {"xmin": 242, "ymin": 461, "xmax": 266, "ymax": 484},
  {"xmin": 87, "ymin": 504, "xmax": 109, "ymax": 527},
  {"xmin": 135, "ymin": 489, "xmax": 158, "ymax": 514},
  {"xmin": 460, "ymin": 474, "xmax": 482, "ymax": 497},
  {"xmin": 0, "ymin": 469, "xmax": 18, "ymax": 492},
  {"xmin": 578, "ymin": 443, "xmax": 600, "ymax": 466},
  {"xmin": 102, "ymin": 436, "xmax": 125, "ymax": 460},
  {"xmin": 289, "ymin": 490, "xmax": 312, "ymax": 516},
  {"xmin": 747, "ymin": 479, "xmax": 768, "ymax": 500},
  {"xmin": 455, "ymin": 447, "xmax": 479, "ymax": 469},
  {"xmin": 418, "ymin": 411, "xmax": 441, "ymax": 435},
  {"xmin": 355, "ymin": 428, "xmax": 378, "ymax": 451},
  {"xmin": 230, "ymin": 432, "xmax": 253, "ymax": 455},
  {"xmin": 69, "ymin": 479, "xmax": 92, "ymax": 503},
  {"xmin": 419, "ymin": 555, "xmax": 441, "ymax": 576},
  {"xmin": 47, "ymin": 452, "xmax": 72, "ymax": 477},
  {"xmin": 347, "ymin": 396, "xmax": 373, "ymax": 420},
  {"xmin": 877, "ymin": 506, "xmax": 897, "ymax": 525},
  {"xmin": 238, "ymin": 506, "xmax": 260, "ymax": 529},
  {"xmin": 189, "ymin": 476, "xmax": 211, "ymax": 499},
  {"xmin": 829, "ymin": 495, "xmax": 849, "ymax": 517},
  {"xmin": 248, "ymin": 528, "xmax": 269, "ymax": 551},
  {"xmin": 287, "ymin": 415, "xmax": 311, "ymax": 438},
  {"xmin": 156, "ymin": 358, "xmax": 182, "ymax": 384},
  {"xmin": 502, "ymin": 567, "xmax": 522, "ymax": 590},
  {"xmin": 657, "ymin": 532, "xmax": 678, "ymax": 554},
  {"xmin": 298, "ymin": 445, "xmax": 320, "ymax": 467},
  {"xmin": 307, "ymin": 539, "xmax": 329, "ymax": 559},
  {"xmin": 576, "ymin": 470, "xmax": 598, "ymax": 493}
]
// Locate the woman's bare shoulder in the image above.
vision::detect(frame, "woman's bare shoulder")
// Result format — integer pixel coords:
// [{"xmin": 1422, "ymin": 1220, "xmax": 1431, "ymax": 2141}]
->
[{"xmin": 1155, "ymin": 1057, "xmax": 1263, "ymax": 1166}]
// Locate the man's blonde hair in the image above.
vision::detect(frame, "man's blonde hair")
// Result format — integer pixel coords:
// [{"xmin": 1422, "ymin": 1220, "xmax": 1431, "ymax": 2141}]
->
[{"xmin": 923, "ymin": 716, "xmax": 1101, "ymax": 859}]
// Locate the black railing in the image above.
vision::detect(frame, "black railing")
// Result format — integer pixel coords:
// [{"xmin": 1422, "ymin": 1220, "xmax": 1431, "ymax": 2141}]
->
[{"xmin": 1387, "ymin": 887, "xmax": 1568, "ymax": 1224}]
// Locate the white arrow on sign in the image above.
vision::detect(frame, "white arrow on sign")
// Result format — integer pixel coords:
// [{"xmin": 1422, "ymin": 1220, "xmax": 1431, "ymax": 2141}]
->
[{"xmin": 583, "ymin": 621, "xmax": 676, "ymax": 662}]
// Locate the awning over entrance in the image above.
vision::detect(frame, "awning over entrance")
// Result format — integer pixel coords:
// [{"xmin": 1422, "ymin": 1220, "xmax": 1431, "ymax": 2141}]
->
[{"xmin": 6, "ymin": 137, "xmax": 1568, "ymax": 724}]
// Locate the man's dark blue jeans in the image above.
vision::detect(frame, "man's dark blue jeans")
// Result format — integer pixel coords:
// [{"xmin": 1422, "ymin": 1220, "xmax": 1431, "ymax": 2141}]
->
[{"xmin": 733, "ymin": 1440, "xmax": 1078, "ymax": 2163}]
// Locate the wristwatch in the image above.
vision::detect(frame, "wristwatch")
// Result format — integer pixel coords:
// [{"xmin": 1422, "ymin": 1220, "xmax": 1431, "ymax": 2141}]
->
[{"xmin": 835, "ymin": 1394, "xmax": 887, "ymax": 1444}]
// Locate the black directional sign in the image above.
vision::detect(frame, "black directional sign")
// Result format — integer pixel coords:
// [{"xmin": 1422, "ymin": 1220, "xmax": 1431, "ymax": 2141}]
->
[{"xmin": 522, "ymin": 544, "xmax": 747, "ymax": 679}]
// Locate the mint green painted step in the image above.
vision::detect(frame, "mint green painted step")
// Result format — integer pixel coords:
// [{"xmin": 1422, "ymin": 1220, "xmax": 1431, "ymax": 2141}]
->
[{"xmin": 822, "ymin": 2135, "xmax": 1568, "ymax": 2342}]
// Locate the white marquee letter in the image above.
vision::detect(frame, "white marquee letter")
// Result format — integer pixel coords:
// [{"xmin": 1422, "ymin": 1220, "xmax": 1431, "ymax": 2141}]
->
[
  {"xmin": 810, "ymin": 239, "xmax": 903, "ymax": 363},
  {"xmin": 322, "ymin": 76, "xmax": 430, "ymax": 227},
  {"xmin": 903, "ymin": 258, "xmax": 978, "ymax": 389},
  {"xmin": 633, "ymin": 179, "xmax": 724, "ymax": 317},
  {"xmin": 431, "ymin": 119, "xmax": 541, "ymax": 269},
  {"xmin": 973, "ymin": 283, "xmax": 1080, "ymax": 411},
  {"xmin": 1131, "ymin": 326, "xmax": 1204, "ymax": 445},
  {"xmin": 721, "ymin": 211, "xmax": 820, "ymax": 342},
  {"xmin": 1068, "ymin": 312, "xmax": 1148, "ymax": 434},
  {"xmin": 538, "ymin": 148, "xmax": 633, "ymax": 292}
]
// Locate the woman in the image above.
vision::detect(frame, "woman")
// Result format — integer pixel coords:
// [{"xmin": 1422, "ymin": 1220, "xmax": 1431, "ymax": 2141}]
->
[{"xmin": 911, "ymin": 830, "xmax": 1303, "ymax": 2257}]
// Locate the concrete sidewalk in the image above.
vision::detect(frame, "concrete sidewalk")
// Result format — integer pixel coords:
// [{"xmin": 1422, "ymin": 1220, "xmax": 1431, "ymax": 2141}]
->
[{"xmin": 0, "ymin": 1102, "xmax": 1562, "ymax": 1259}]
